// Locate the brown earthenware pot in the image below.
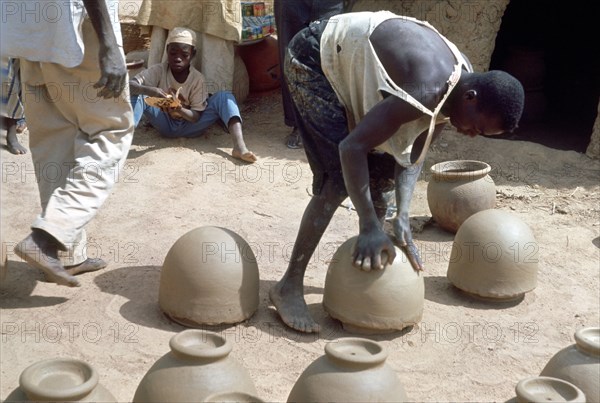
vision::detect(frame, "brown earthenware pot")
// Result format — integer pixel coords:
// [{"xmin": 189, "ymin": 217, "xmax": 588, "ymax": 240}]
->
[
  {"xmin": 132, "ymin": 330, "xmax": 257, "ymax": 402},
  {"xmin": 287, "ymin": 338, "xmax": 408, "ymax": 402},
  {"xmin": 5, "ymin": 358, "xmax": 116, "ymax": 402},
  {"xmin": 427, "ymin": 160, "xmax": 496, "ymax": 233},
  {"xmin": 323, "ymin": 237, "xmax": 424, "ymax": 334},
  {"xmin": 540, "ymin": 327, "xmax": 599, "ymax": 402}
]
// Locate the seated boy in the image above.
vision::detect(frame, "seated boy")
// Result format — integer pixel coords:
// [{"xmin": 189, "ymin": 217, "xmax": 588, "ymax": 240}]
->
[{"xmin": 129, "ymin": 27, "xmax": 256, "ymax": 163}]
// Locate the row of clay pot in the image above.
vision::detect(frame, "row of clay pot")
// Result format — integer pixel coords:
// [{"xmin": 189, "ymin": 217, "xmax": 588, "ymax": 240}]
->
[{"xmin": 6, "ymin": 327, "xmax": 598, "ymax": 402}]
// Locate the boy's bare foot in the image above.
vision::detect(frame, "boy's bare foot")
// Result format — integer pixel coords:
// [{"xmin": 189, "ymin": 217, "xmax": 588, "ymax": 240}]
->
[
  {"xmin": 7, "ymin": 132, "xmax": 27, "ymax": 154},
  {"xmin": 65, "ymin": 258, "xmax": 107, "ymax": 276},
  {"xmin": 232, "ymin": 149, "xmax": 257, "ymax": 163},
  {"xmin": 269, "ymin": 281, "xmax": 320, "ymax": 333},
  {"xmin": 14, "ymin": 232, "xmax": 80, "ymax": 287}
]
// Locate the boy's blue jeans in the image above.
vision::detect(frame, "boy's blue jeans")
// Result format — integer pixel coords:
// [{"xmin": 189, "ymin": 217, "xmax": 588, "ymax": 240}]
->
[{"xmin": 130, "ymin": 91, "xmax": 241, "ymax": 138}]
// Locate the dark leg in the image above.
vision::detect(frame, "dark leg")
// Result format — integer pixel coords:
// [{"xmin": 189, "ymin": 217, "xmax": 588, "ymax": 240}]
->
[{"xmin": 269, "ymin": 177, "xmax": 347, "ymax": 333}]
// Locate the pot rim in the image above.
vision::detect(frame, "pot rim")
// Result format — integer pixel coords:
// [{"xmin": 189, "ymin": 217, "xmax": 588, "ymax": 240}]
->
[
  {"xmin": 19, "ymin": 357, "xmax": 98, "ymax": 400},
  {"xmin": 515, "ymin": 376, "xmax": 585, "ymax": 403},
  {"xmin": 324, "ymin": 337, "xmax": 387, "ymax": 367},
  {"xmin": 574, "ymin": 327, "xmax": 600, "ymax": 357},
  {"xmin": 430, "ymin": 160, "xmax": 491, "ymax": 178},
  {"xmin": 169, "ymin": 330, "xmax": 232, "ymax": 360}
]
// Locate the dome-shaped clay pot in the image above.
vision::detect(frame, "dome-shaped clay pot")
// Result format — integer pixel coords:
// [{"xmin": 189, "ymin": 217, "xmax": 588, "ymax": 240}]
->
[
  {"xmin": 287, "ymin": 338, "xmax": 408, "ymax": 402},
  {"xmin": 133, "ymin": 330, "xmax": 257, "ymax": 402},
  {"xmin": 446, "ymin": 209, "xmax": 538, "ymax": 300},
  {"xmin": 540, "ymin": 327, "xmax": 599, "ymax": 402},
  {"xmin": 514, "ymin": 376, "xmax": 585, "ymax": 403},
  {"xmin": 427, "ymin": 160, "xmax": 496, "ymax": 233},
  {"xmin": 323, "ymin": 237, "xmax": 423, "ymax": 334},
  {"xmin": 5, "ymin": 358, "xmax": 116, "ymax": 402},
  {"xmin": 159, "ymin": 226, "xmax": 259, "ymax": 326}
]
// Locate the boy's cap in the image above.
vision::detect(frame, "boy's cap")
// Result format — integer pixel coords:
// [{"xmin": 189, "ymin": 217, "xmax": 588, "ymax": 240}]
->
[{"xmin": 166, "ymin": 27, "xmax": 196, "ymax": 47}]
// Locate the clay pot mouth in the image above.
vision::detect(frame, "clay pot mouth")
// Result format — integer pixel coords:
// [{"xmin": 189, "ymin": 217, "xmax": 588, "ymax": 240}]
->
[
  {"xmin": 19, "ymin": 358, "xmax": 98, "ymax": 400},
  {"xmin": 203, "ymin": 391, "xmax": 264, "ymax": 402},
  {"xmin": 574, "ymin": 327, "xmax": 600, "ymax": 357},
  {"xmin": 170, "ymin": 330, "xmax": 232, "ymax": 360},
  {"xmin": 515, "ymin": 376, "xmax": 585, "ymax": 403},
  {"xmin": 430, "ymin": 160, "xmax": 491, "ymax": 179},
  {"xmin": 324, "ymin": 338, "xmax": 387, "ymax": 367}
]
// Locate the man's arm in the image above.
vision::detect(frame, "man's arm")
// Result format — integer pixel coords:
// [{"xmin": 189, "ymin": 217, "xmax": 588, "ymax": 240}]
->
[
  {"xmin": 82, "ymin": 0, "xmax": 127, "ymax": 98},
  {"xmin": 339, "ymin": 95, "xmax": 425, "ymax": 271}
]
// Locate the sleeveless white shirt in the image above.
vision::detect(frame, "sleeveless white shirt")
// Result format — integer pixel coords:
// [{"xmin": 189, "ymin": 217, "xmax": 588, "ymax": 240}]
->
[{"xmin": 320, "ymin": 11, "xmax": 472, "ymax": 167}]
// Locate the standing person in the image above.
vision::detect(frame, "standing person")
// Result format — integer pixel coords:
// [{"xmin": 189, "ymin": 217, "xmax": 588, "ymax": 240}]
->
[
  {"xmin": 129, "ymin": 27, "xmax": 257, "ymax": 163},
  {"xmin": 2, "ymin": 0, "xmax": 134, "ymax": 287},
  {"xmin": 1, "ymin": 57, "xmax": 28, "ymax": 155},
  {"xmin": 270, "ymin": 12, "xmax": 525, "ymax": 332},
  {"xmin": 274, "ymin": 0, "xmax": 355, "ymax": 149}
]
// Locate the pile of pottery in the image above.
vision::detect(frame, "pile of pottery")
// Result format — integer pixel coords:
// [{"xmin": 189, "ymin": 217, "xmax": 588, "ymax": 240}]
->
[{"xmin": 6, "ymin": 333, "xmax": 409, "ymax": 402}]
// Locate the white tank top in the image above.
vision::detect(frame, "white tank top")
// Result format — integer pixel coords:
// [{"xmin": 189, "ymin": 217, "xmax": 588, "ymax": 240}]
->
[{"xmin": 320, "ymin": 11, "xmax": 472, "ymax": 167}]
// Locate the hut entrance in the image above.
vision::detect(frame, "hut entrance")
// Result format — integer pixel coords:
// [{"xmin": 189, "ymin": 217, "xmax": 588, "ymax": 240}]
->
[{"xmin": 489, "ymin": 0, "xmax": 599, "ymax": 152}]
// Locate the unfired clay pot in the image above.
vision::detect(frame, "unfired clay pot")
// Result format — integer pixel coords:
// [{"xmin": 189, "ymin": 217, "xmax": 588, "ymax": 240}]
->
[
  {"xmin": 287, "ymin": 338, "xmax": 408, "ymax": 402},
  {"xmin": 203, "ymin": 391, "xmax": 265, "ymax": 402},
  {"xmin": 446, "ymin": 209, "xmax": 538, "ymax": 300},
  {"xmin": 5, "ymin": 358, "xmax": 116, "ymax": 402},
  {"xmin": 133, "ymin": 330, "xmax": 257, "ymax": 402},
  {"xmin": 540, "ymin": 327, "xmax": 599, "ymax": 402},
  {"xmin": 427, "ymin": 160, "xmax": 496, "ymax": 233},
  {"xmin": 323, "ymin": 237, "xmax": 424, "ymax": 334},
  {"xmin": 159, "ymin": 226, "xmax": 259, "ymax": 326},
  {"xmin": 514, "ymin": 376, "xmax": 585, "ymax": 403}
]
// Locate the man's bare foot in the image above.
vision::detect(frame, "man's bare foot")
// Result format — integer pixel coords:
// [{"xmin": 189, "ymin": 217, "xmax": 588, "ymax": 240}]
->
[
  {"xmin": 14, "ymin": 232, "xmax": 80, "ymax": 287},
  {"xmin": 232, "ymin": 149, "xmax": 257, "ymax": 163},
  {"xmin": 64, "ymin": 258, "xmax": 107, "ymax": 276},
  {"xmin": 269, "ymin": 281, "xmax": 320, "ymax": 333},
  {"xmin": 16, "ymin": 120, "xmax": 27, "ymax": 133}
]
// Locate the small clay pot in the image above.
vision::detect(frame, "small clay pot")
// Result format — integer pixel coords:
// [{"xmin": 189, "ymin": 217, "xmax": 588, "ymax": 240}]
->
[
  {"xmin": 514, "ymin": 376, "xmax": 585, "ymax": 403},
  {"xmin": 133, "ymin": 330, "xmax": 257, "ymax": 402},
  {"xmin": 323, "ymin": 237, "xmax": 424, "ymax": 334},
  {"xmin": 159, "ymin": 226, "xmax": 259, "ymax": 326},
  {"xmin": 5, "ymin": 358, "xmax": 116, "ymax": 402},
  {"xmin": 446, "ymin": 209, "xmax": 538, "ymax": 300},
  {"xmin": 287, "ymin": 338, "xmax": 408, "ymax": 402},
  {"xmin": 540, "ymin": 327, "xmax": 599, "ymax": 402},
  {"xmin": 427, "ymin": 160, "xmax": 496, "ymax": 233}
]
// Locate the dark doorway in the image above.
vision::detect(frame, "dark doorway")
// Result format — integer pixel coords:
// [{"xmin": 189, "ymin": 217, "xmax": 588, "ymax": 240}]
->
[{"xmin": 489, "ymin": 0, "xmax": 600, "ymax": 152}]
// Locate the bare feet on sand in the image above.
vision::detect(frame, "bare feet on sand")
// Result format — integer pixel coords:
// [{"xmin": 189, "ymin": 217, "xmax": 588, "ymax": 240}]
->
[
  {"xmin": 14, "ymin": 231, "xmax": 80, "ymax": 287},
  {"xmin": 269, "ymin": 281, "xmax": 320, "ymax": 333},
  {"xmin": 232, "ymin": 149, "xmax": 257, "ymax": 163}
]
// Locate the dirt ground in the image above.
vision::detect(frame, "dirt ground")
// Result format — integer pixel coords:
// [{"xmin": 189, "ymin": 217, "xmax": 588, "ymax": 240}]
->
[{"xmin": 1, "ymin": 89, "xmax": 599, "ymax": 402}]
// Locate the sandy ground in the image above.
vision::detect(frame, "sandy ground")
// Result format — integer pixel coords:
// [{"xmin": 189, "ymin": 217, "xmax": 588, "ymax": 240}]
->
[{"xmin": 1, "ymin": 90, "xmax": 599, "ymax": 402}]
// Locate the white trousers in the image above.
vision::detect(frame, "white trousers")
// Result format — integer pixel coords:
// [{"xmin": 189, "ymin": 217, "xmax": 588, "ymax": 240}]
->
[{"xmin": 20, "ymin": 19, "xmax": 134, "ymax": 266}]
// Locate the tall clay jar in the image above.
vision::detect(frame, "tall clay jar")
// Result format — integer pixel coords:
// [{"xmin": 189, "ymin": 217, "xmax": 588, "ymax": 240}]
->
[
  {"xmin": 540, "ymin": 327, "xmax": 600, "ymax": 402},
  {"xmin": 287, "ymin": 338, "xmax": 408, "ymax": 402},
  {"xmin": 427, "ymin": 160, "xmax": 495, "ymax": 233},
  {"xmin": 133, "ymin": 330, "xmax": 257, "ymax": 402},
  {"xmin": 5, "ymin": 358, "xmax": 116, "ymax": 402}
]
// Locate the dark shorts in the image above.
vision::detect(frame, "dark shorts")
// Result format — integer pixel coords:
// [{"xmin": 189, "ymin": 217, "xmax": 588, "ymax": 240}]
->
[{"xmin": 285, "ymin": 20, "xmax": 396, "ymax": 196}]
